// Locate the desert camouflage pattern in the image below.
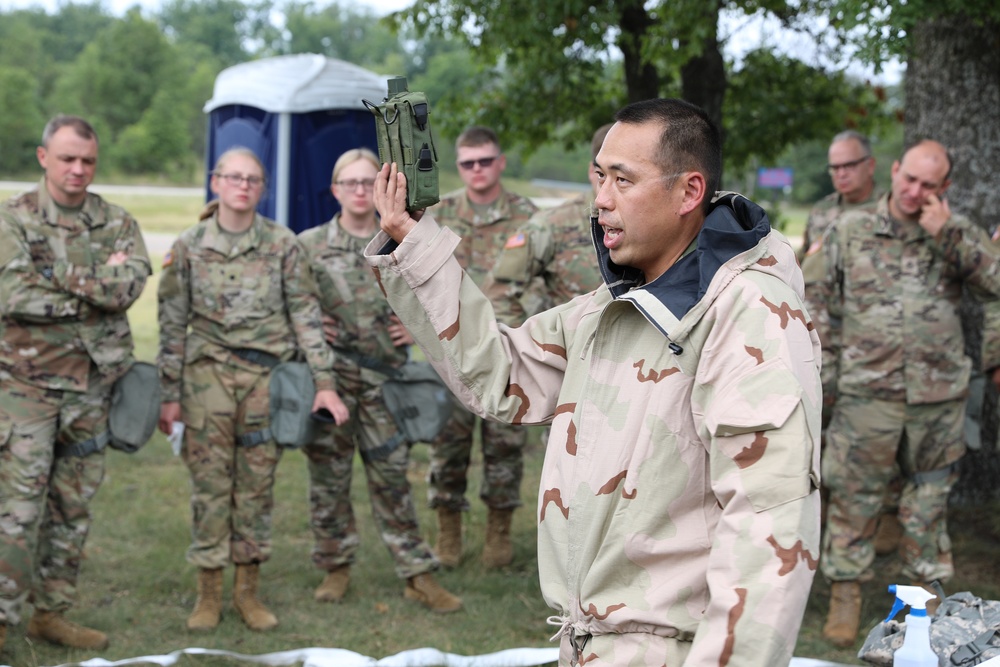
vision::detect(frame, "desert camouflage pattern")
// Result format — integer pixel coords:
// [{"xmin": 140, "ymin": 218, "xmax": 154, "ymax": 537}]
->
[
  {"xmin": 808, "ymin": 195, "xmax": 1000, "ymax": 405},
  {"xmin": 485, "ymin": 193, "xmax": 603, "ymax": 326},
  {"xmin": 365, "ymin": 195, "xmax": 822, "ymax": 666},
  {"xmin": 0, "ymin": 179, "xmax": 151, "ymax": 391},
  {"xmin": 821, "ymin": 395, "xmax": 962, "ymax": 584},
  {"xmin": 157, "ymin": 212, "xmax": 335, "ymax": 404},
  {"xmin": 298, "ymin": 218, "xmax": 438, "ymax": 579},
  {"xmin": 425, "ymin": 187, "xmax": 538, "ymax": 510}
]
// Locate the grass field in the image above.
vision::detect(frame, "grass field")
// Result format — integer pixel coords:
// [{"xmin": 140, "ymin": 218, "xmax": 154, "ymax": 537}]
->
[{"xmin": 0, "ymin": 186, "xmax": 996, "ymax": 667}]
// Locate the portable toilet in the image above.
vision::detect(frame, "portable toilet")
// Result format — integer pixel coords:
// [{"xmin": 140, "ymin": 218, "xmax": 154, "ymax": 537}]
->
[{"xmin": 203, "ymin": 53, "xmax": 387, "ymax": 233}]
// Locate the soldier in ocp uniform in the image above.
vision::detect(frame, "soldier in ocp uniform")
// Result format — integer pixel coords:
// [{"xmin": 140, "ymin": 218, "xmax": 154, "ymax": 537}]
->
[
  {"xmin": 157, "ymin": 148, "xmax": 348, "ymax": 633},
  {"xmin": 298, "ymin": 148, "xmax": 461, "ymax": 612},
  {"xmin": 426, "ymin": 127, "xmax": 538, "ymax": 569},
  {"xmin": 810, "ymin": 140, "xmax": 1000, "ymax": 647},
  {"xmin": 800, "ymin": 131, "xmax": 903, "ymax": 554},
  {"xmin": 484, "ymin": 124, "xmax": 611, "ymax": 326},
  {"xmin": 0, "ymin": 115, "xmax": 151, "ymax": 652}
]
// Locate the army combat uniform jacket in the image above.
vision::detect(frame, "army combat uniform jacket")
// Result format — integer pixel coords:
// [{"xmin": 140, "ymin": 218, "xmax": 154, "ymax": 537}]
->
[
  {"xmin": 799, "ymin": 187, "xmax": 882, "ymax": 261},
  {"xmin": 366, "ymin": 193, "xmax": 822, "ymax": 666},
  {"xmin": 157, "ymin": 213, "xmax": 335, "ymax": 403},
  {"xmin": 809, "ymin": 195, "xmax": 1000, "ymax": 405},
  {"xmin": 486, "ymin": 193, "xmax": 603, "ymax": 326},
  {"xmin": 431, "ymin": 186, "xmax": 538, "ymax": 287},
  {"xmin": 0, "ymin": 179, "xmax": 151, "ymax": 390}
]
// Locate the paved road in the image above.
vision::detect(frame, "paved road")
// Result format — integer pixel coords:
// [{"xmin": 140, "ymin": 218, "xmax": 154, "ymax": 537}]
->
[{"xmin": 0, "ymin": 181, "xmax": 202, "ymax": 197}]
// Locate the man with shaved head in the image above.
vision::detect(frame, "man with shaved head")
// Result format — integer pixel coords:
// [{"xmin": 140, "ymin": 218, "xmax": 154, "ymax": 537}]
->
[{"xmin": 809, "ymin": 139, "xmax": 1000, "ymax": 647}]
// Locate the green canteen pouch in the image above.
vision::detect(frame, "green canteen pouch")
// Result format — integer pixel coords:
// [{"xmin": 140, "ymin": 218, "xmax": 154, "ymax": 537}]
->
[{"xmin": 363, "ymin": 76, "xmax": 440, "ymax": 211}]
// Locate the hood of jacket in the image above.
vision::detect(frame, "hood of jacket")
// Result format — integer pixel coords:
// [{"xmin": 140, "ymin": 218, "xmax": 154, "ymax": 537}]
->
[{"xmin": 591, "ymin": 192, "xmax": 794, "ymax": 343}]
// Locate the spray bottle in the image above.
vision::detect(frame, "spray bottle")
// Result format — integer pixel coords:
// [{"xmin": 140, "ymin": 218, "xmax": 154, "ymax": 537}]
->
[{"xmin": 885, "ymin": 584, "xmax": 939, "ymax": 667}]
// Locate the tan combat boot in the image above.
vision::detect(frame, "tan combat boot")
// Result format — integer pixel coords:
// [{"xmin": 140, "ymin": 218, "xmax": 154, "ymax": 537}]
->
[
  {"xmin": 435, "ymin": 508, "xmax": 462, "ymax": 568},
  {"xmin": 482, "ymin": 507, "xmax": 514, "ymax": 568},
  {"xmin": 873, "ymin": 512, "xmax": 903, "ymax": 556},
  {"xmin": 187, "ymin": 567, "xmax": 224, "ymax": 631},
  {"xmin": 26, "ymin": 610, "xmax": 109, "ymax": 650},
  {"xmin": 823, "ymin": 581, "xmax": 862, "ymax": 648},
  {"xmin": 314, "ymin": 564, "xmax": 351, "ymax": 603},
  {"xmin": 233, "ymin": 563, "xmax": 278, "ymax": 631},
  {"xmin": 404, "ymin": 573, "xmax": 463, "ymax": 613}
]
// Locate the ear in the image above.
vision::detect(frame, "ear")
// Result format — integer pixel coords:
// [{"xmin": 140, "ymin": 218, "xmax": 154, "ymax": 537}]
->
[
  {"xmin": 677, "ymin": 171, "xmax": 707, "ymax": 217},
  {"xmin": 209, "ymin": 174, "xmax": 221, "ymax": 197},
  {"xmin": 36, "ymin": 146, "xmax": 47, "ymax": 170},
  {"xmin": 939, "ymin": 178, "xmax": 952, "ymax": 194}
]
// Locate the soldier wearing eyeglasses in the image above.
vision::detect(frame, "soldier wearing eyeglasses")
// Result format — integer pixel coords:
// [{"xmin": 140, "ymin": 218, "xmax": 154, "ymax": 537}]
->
[
  {"xmin": 424, "ymin": 126, "xmax": 538, "ymax": 570},
  {"xmin": 800, "ymin": 130, "xmax": 881, "ymax": 262}
]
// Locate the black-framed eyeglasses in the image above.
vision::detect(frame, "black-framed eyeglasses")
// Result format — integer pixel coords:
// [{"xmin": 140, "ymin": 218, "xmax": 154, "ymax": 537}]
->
[
  {"xmin": 334, "ymin": 179, "xmax": 376, "ymax": 192},
  {"xmin": 827, "ymin": 156, "xmax": 871, "ymax": 174},
  {"xmin": 457, "ymin": 155, "xmax": 500, "ymax": 170},
  {"xmin": 217, "ymin": 172, "xmax": 265, "ymax": 187}
]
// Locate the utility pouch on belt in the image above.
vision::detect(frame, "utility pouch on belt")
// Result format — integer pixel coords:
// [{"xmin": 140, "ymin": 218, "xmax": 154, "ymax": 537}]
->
[
  {"xmin": 381, "ymin": 362, "xmax": 455, "ymax": 444},
  {"xmin": 333, "ymin": 347, "xmax": 454, "ymax": 444},
  {"xmin": 108, "ymin": 361, "xmax": 160, "ymax": 453},
  {"xmin": 363, "ymin": 76, "xmax": 439, "ymax": 211},
  {"xmin": 268, "ymin": 361, "xmax": 317, "ymax": 448}
]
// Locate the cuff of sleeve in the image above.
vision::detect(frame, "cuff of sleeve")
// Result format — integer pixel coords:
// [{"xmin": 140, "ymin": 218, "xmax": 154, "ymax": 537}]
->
[
  {"xmin": 313, "ymin": 372, "xmax": 336, "ymax": 393},
  {"xmin": 363, "ymin": 215, "xmax": 462, "ymax": 287}
]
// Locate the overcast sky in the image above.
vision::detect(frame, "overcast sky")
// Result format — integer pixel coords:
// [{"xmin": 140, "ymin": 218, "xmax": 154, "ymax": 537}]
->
[{"xmin": 0, "ymin": 0, "xmax": 902, "ymax": 84}]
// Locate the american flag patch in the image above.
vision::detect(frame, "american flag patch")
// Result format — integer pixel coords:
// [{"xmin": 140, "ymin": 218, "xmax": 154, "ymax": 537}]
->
[
  {"xmin": 162, "ymin": 251, "xmax": 173, "ymax": 268},
  {"xmin": 504, "ymin": 233, "xmax": 526, "ymax": 249}
]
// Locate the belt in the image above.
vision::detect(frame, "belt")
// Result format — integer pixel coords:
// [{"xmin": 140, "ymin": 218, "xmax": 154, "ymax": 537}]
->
[{"xmin": 231, "ymin": 348, "xmax": 281, "ymax": 369}]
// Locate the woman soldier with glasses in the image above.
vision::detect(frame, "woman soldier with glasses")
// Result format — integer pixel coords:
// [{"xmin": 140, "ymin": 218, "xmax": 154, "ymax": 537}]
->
[{"xmin": 156, "ymin": 146, "xmax": 349, "ymax": 633}]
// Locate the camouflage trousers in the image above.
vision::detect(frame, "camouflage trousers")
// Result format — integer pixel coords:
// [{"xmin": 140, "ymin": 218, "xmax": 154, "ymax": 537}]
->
[
  {"xmin": 821, "ymin": 395, "xmax": 965, "ymax": 584},
  {"xmin": 180, "ymin": 357, "xmax": 281, "ymax": 569},
  {"xmin": 427, "ymin": 403, "xmax": 526, "ymax": 512},
  {"xmin": 302, "ymin": 369, "xmax": 437, "ymax": 580},
  {"xmin": 0, "ymin": 371, "xmax": 110, "ymax": 625}
]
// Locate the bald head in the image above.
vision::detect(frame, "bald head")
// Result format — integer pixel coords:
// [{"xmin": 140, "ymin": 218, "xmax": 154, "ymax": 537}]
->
[{"xmin": 889, "ymin": 140, "xmax": 952, "ymax": 222}]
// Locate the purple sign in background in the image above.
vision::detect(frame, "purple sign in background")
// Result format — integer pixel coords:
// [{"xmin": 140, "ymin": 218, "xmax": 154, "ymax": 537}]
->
[{"xmin": 757, "ymin": 167, "xmax": 794, "ymax": 189}]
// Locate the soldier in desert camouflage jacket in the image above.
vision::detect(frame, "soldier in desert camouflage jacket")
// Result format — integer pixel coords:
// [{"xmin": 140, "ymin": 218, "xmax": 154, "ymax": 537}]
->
[
  {"xmin": 808, "ymin": 140, "xmax": 1000, "ymax": 648},
  {"xmin": 157, "ymin": 147, "xmax": 348, "ymax": 633},
  {"xmin": 424, "ymin": 126, "xmax": 538, "ymax": 569},
  {"xmin": 368, "ymin": 99, "xmax": 822, "ymax": 667},
  {"xmin": 297, "ymin": 148, "xmax": 461, "ymax": 613},
  {"xmin": 484, "ymin": 124, "xmax": 611, "ymax": 326},
  {"xmin": 0, "ymin": 115, "xmax": 150, "ymax": 653}
]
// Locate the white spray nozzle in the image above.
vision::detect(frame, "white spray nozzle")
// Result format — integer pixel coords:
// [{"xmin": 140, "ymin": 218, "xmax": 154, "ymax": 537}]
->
[{"xmin": 885, "ymin": 584, "xmax": 937, "ymax": 622}]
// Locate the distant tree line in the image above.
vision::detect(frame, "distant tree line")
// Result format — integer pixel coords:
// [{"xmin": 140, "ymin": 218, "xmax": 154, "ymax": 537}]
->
[{"xmin": 0, "ymin": 0, "xmax": 898, "ymax": 202}]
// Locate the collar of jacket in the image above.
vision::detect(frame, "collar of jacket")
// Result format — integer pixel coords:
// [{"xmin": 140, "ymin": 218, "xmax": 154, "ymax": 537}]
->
[
  {"xmin": 37, "ymin": 176, "xmax": 100, "ymax": 229},
  {"xmin": 592, "ymin": 190, "xmax": 772, "ymax": 321},
  {"xmin": 200, "ymin": 211, "xmax": 264, "ymax": 256}
]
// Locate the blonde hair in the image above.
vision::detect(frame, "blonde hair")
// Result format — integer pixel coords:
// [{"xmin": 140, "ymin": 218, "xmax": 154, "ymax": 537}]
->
[
  {"xmin": 331, "ymin": 148, "xmax": 380, "ymax": 183},
  {"xmin": 200, "ymin": 147, "xmax": 266, "ymax": 220}
]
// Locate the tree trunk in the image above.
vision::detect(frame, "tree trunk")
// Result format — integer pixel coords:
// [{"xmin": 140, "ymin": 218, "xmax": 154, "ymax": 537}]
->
[
  {"xmin": 680, "ymin": 0, "xmax": 726, "ymax": 135},
  {"xmin": 905, "ymin": 14, "xmax": 1000, "ymax": 505},
  {"xmin": 616, "ymin": 0, "xmax": 661, "ymax": 103}
]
